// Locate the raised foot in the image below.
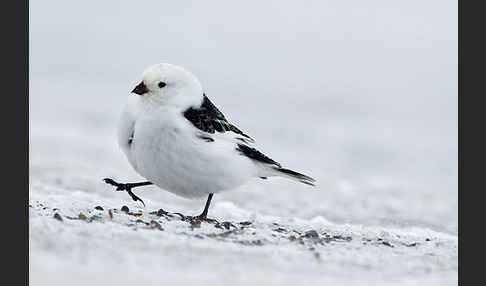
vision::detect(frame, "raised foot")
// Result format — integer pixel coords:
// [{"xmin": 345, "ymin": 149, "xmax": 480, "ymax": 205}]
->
[
  {"xmin": 103, "ymin": 178, "xmax": 130, "ymax": 191},
  {"xmin": 103, "ymin": 178, "xmax": 146, "ymax": 207}
]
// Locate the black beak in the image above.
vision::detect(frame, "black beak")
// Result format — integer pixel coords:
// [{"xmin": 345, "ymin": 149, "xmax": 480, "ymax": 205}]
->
[{"xmin": 132, "ymin": 82, "xmax": 149, "ymax": 95}]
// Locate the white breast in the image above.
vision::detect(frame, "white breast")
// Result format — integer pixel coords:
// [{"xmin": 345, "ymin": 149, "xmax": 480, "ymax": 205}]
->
[{"xmin": 118, "ymin": 105, "xmax": 257, "ymax": 198}]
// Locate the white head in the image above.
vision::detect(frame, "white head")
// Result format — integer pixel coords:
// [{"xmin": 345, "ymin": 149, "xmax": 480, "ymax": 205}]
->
[{"xmin": 131, "ymin": 63, "xmax": 203, "ymax": 110}]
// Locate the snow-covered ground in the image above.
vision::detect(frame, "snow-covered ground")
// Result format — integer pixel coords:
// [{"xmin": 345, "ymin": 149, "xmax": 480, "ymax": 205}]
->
[{"xmin": 30, "ymin": 1, "xmax": 457, "ymax": 285}]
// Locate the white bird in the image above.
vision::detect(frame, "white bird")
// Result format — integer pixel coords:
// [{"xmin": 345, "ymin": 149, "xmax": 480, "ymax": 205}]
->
[{"xmin": 104, "ymin": 63, "xmax": 315, "ymax": 220}]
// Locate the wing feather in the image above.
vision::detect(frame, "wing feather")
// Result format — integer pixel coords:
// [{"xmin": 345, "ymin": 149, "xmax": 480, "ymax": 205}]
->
[
  {"xmin": 183, "ymin": 94, "xmax": 254, "ymax": 143},
  {"xmin": 183, "ymin": 94, "xmax": 281, "ymax": 167}
]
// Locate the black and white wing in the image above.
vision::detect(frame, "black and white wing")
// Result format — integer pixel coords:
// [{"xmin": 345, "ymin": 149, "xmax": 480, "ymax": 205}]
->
[
  {"xmin": 182, "ymin": 94, "xmax": 316, "ymax": 185},
  {"xmin": 183, "ymin": 94, "xmax": 254, "ymax": 144},
  {"xmin": 183, "ymin": 94, "xmax": 278, "ymax": 167}
]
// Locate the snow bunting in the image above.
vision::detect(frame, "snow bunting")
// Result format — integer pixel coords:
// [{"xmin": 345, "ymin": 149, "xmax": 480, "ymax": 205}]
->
[{"xmin": 104, "ymin": 63, "xmax": 315, "ymax": 220}]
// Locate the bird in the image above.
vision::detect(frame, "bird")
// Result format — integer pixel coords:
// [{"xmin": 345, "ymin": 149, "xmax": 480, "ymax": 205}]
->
[{"xmin": 104, "ymin": 63, "xmax": 315, "ymax": 221}]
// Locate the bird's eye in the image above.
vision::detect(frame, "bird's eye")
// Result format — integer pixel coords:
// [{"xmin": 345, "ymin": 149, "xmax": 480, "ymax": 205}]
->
[{"xmin": 158, "ymin": 82, "xmax": 167, "ymax": 88}]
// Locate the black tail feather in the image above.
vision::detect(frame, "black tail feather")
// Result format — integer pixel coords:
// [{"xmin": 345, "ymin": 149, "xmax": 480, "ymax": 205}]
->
[{"xmin": 273, "ymin": 167, "xmax": 316, "ymax": 186}]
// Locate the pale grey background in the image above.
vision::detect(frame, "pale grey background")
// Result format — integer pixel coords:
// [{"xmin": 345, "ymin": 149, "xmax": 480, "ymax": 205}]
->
[{"xmin": 30, "ymin": 0, "xmax": 457, "ymax": 233}]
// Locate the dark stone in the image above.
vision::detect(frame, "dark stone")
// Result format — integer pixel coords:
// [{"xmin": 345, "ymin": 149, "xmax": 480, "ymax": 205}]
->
[
  {"xmin": 220, "ymin": 221, "xmax": 236, "ymax": 230},
  {"xmin": 121, "ymin": 206, "xmax": 129, "ymax": 213},
  {"xmin": 190, "ymin": 219, "xmax": 202, "ymax": 229},
  {"xmin": 304, "ymin": 230, "xmax": 319, "ymax": 239},
  {"xmin": 239, "ymin": 221, "xmax": 252, "ymax": 226},
  {"xmin": 136, "ymin": 219, "xmax": 148, "ymax": 225},
  {"xmin": 53, "ymin": 213, "xmax": 63, "ymax": 222},
  {"xmin": 149, "ymin": 220, "xmax": 163, "ymax": 230},
  {"xmin": 90, "ymin": 215, "xmax": 102, "ymax": 222},
  {"xmin": 156, "ymin": 209, "xmax": 168, "ymax": 216},
  {"xmin": 252, "ymin": 240, "xmax": 264, "ymax": 246},
  {"xmin": 238, "ymin": 239, "xmax": 264, "ymax": 246},
  {"xmin": 333, "ymin": 235, "xmax": 352, "ymax": 242},
  {"xmin": 95, "ymin": 206, "xmax": 104, "ymax": 211},
  {"xmin": 382, "ymin": 241, "xmax": 394, "ymax": 247}
]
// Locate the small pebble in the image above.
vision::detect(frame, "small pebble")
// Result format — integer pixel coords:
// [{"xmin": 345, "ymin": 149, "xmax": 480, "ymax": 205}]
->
[
  {"xmin": 90, "ymin": 215, "xmax": 102, "ymax": 222},
  {"xmin": 304, "ymin": 230, "xmax": 319, "ymax": 239},
  {"xmin": 53, "ymin": 213, "xmax": 63, "ymax": 222},
  {"xmin": 190, "ymin": 219, "xmax": 202, "ymax": 229},
  {"xmin": 221, "ymin": 221, "xmax": 235, "ymax": 230},
  {"xmin": 121, "ymin": 206, "xmax": 129, "ymax": 213},
  {"xmin": 382, "ymin": 241, "xmax": 394, "ymax": 247},
  {"xmin": 149, "ymin": 220, "xmax": 163, "ymax": 230},
  {"xmin": 239, "ymin": 221, "xmax": 252, "ymax": 226},
  {"xmin": 252, "ymin": 240, "xmax": 264, "ymax": 246},
  {"xmin": 95, "ymin": 206, "xmax": 104, "ymax": 211}
]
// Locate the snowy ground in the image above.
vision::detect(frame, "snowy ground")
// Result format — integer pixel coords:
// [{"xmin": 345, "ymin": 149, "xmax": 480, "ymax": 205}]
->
[
  {"xmin": 30, "ymin": 1, "xmax": 457, "ymax": 285},
  {"xmin": 29, "ymin": 200, "xmax": 457, "ymax": 286},
  {"xmin": 29, "ymin": 77, "xmax": 458, "ymax": 285}
]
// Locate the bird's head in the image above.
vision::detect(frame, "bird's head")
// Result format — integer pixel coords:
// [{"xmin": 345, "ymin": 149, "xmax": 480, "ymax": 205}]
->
[{"xmin": 131, "ymin": 63, "xmax": 203, "ymax": 109}]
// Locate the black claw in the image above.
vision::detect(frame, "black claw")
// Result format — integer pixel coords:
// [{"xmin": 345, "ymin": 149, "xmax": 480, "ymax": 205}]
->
[
  {"xmin": 103, "ymin": 178, "xmax": 117, "ymax": 185},
  {"xmin": 126, "ymin": 189, "xmax": 145, "ymax": 207}
]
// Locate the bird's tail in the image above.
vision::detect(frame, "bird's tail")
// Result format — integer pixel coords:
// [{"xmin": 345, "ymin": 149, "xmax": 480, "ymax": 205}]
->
[{"xmin": 272, "ymin": 167, "xmax": 316, "ymax": 186}]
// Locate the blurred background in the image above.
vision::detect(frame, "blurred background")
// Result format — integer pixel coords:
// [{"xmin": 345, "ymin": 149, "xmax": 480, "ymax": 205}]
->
[{"xmin": 30, "ymin": 0, "xmax": 457, "ymax": 234}]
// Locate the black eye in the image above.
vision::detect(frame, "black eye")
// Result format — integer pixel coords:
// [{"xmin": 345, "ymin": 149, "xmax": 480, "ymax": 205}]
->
[{"xmin": 158, "ymin": 82, "xmax": 166, "ymax": 88}]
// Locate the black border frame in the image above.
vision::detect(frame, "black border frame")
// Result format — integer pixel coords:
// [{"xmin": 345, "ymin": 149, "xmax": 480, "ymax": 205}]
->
[{"xmin": 3, "ymin": 0, "xmax": 29, "ymax": 285}]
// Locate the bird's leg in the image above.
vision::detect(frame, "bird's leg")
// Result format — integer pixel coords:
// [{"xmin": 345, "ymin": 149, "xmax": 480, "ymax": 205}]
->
[
  {"xmin": 176, "ymin": 193, "xmax": 215, "ymax": 223},
  {"xmin": 197, "ymin": 193, "xmax": 214, "ymax": 220},
  {"xmin": 103, "ymin": 178, "xmax": 153, "ymax": 206}
]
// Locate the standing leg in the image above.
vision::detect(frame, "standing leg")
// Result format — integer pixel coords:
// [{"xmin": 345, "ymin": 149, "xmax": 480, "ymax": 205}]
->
[{"xmin": 197, "ymin": 193, "xmax": 214, "ymax": 220}]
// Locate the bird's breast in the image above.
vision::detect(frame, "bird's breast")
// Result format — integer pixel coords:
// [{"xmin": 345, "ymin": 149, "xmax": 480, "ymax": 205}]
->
[{"xmin": 120, "ymin": 108, "xmax": 256, "ymax": 198}]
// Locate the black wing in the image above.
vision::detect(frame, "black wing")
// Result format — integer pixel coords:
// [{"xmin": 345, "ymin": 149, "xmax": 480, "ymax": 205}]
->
[
  {"xmin": 184, "ymin": 94, "xmax": 281, "ymax": 167},
  {"xmin": 183, "ymin": 94, "xmax": 253, "ymax": 140},
  {"xmin": 236, "ymin": 143, "xmax": 281, "ymax": 167}
]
